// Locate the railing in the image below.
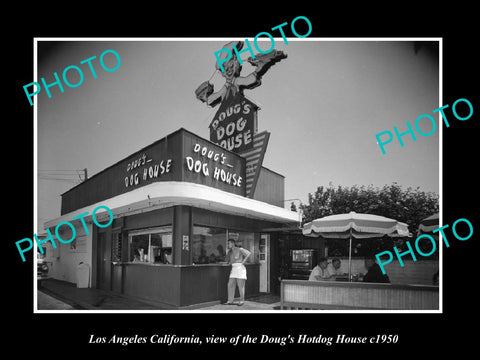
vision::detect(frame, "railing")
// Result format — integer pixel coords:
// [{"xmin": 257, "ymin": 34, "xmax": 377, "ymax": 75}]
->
[{"xmin": 280, "ymin": 279, "xmax": 439, "ymax": 310}]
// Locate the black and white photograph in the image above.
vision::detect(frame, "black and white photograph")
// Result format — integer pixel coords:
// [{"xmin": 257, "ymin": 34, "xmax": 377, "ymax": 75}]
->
[
  {"xmin": 33, "ymin": 38, "xmax": 441, "ymax": 313},
  {"xmin": 7, "ymin": 6, "xmax": 478, "ymax": 355}
]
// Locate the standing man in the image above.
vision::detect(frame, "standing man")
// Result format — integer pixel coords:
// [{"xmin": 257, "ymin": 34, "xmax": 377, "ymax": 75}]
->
[{"xmin": 225, "ymin": 239, "xmax": 251, "ymax": 306}]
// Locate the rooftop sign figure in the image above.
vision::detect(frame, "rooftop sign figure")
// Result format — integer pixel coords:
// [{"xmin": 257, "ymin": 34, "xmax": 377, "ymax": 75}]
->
[
  {"xmin": 195, "ymin": 40, "xmax": 287, "ymax": 108},
  {"xmin": 195, "ymin": 28, "xmax": 295, "ymax": 198}
]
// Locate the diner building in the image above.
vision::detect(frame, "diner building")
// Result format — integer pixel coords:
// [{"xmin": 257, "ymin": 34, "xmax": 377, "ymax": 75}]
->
[{"xmin": 42, "ymin": 128, "xmax": 300, "ymax": 308}]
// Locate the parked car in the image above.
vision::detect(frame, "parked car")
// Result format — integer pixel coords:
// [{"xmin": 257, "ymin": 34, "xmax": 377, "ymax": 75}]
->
[{"xmin": 37, "ymin": 250, "xmax": 50, "ymax": 279}]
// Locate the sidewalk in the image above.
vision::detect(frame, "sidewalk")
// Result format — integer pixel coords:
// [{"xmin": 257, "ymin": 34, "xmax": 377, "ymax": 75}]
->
[
  {"xmin": 197, "ymin": 293, "xmax": 281, "ymax": 310},
  {"xmin": 38, "ymin": 278, "xmax": 281, "ymax": 311},
  {"xmin": 197, "ymin": 301, "xmax": 280, "ymax": 310},
  {"xmin": 38, "ymin": 290, "xmax": 75, "ymax": 310},
  {"xmin": 38, "ymin": 278, "xmax": 163, "ymax": 310}
]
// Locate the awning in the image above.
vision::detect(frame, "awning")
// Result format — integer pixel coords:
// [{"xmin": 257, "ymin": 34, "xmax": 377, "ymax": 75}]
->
[{"xmin": 44, "ymin": 181, "xmax": 300, "ymax": 229}]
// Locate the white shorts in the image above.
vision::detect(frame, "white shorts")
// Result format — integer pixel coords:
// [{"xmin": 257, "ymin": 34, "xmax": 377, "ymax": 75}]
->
[{"xmin": 230, "ymin": 263, "xmax": 247, "ymax": 280}]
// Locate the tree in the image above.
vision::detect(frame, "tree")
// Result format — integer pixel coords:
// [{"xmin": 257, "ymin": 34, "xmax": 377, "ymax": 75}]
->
[{"xmin": 299, "ymin": 183, "xmax": 439, "ymax": 257}]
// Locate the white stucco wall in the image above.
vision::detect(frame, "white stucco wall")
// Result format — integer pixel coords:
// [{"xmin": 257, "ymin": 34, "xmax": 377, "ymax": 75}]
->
[{"xmin": 42, "ymin": 219, "xmax": 93, "ymax": 286}]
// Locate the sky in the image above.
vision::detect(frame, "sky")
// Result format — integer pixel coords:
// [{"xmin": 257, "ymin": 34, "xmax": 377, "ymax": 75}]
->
[{"xmin": 36, "ymin": 39, "xmax": 440, "ymax": 232}]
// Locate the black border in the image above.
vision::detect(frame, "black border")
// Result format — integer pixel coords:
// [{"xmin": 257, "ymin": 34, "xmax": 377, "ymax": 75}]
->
[{"xmin": 7, "ymin": 5, "xmax": 478, "ymax": 355}]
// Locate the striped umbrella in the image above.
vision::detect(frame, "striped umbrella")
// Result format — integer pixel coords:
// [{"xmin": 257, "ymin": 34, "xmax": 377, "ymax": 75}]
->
[
  {"xmin": 418, "ymin": 213, "xmax": 439, "ymax": 234},
  {"xmin": 302, "ymin": 211, "xmax": 410, "ymax": 281}
]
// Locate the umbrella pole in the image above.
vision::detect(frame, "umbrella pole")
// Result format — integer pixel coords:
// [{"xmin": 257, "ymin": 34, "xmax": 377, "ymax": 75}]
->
[{"xmin": 348, "ymin": 228, "xmax": 352, "ymax": 282}]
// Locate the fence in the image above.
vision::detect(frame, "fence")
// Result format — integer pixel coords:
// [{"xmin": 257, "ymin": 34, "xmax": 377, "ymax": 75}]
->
[{"xmin": 280, "ymin": 279, "xmax": 439, "ymax": 310}]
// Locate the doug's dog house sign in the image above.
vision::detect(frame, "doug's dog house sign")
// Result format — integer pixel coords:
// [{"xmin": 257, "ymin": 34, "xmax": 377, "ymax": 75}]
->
[{"xmin": 195, "ymin": 40, "xmax": 287, "ymax": 197}]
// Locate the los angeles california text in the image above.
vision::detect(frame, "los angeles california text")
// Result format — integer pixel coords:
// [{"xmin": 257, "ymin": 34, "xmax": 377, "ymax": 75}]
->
[{"xmin": 89, "ymin": 333, "xmax": 399, "ymax": 347}]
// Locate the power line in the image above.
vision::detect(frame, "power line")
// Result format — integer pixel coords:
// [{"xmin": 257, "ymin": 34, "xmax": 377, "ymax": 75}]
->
[
  {"xmin": 38, "ymin": 171, "xmax": 81, "ymax": 174},
  {"xmin": 38, "ymin": 176, "xmax": 81, "ymax": 183},
  {"xmin": 38, "ymin": 168, "xmax": 88, "ymax": 183},
  {"xmin": 38, "ymin": 176, "xmax": 80, "ymax": 179},
  {"xmin": 38, "ymin": 173, "xmax": 83, "ymax": 176},
  {"xmin": 38, "ymin": 169, "xmax": 84, "ymax": 172}
]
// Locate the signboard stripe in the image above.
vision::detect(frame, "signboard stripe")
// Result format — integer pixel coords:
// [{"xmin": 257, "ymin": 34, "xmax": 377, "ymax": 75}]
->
[
  {"xmin": 243, "ymin": 153, "xmax": 261, "ymax": 160},
  {"xmin": 246, "ymin": 154, "xmax": 260, "ymax": 160},
  {"xmin": 246, "ymin": 132, "xmax": 270, "ymax": 197},
  {"xmin": 240, "ymin": 148, "xmax": 263, "ymax": 157},
  {"xmin": 248, "ymin": 147, "xmax": 261, "ymax": 152},
  {"xmin": 246, "ymin": 145, "xmax": 263, "ymax": 152},
  {"xmin": 249, "ymin": 143, "xmax": 264, "ymax": 149},
  {"xmin": 246, "ymin": 159, "xmax": 260, "ymax": 164},
  {"xmin": 229, "ymin": 130, "xmax": 270, "ymax": 197},
  {"xmin": 253, "ymin": 134, "xmax": 267, "ymax": 142},
  {"xmin": 245, "ymin": 154, "xmax": 262, "ymax": 162}
]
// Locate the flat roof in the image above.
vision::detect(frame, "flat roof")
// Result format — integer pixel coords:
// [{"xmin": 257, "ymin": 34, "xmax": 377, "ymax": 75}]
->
[
  {"xmin": 260, "ymin": 165, "xmax": 285, "ymax": 178},
  {"xmin": 46, "ymin": 181, "xmax": 300, "ymax": 229}
]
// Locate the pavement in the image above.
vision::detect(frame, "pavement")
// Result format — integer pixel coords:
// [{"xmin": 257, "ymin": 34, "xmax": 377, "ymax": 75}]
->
[
  {"xmin": 38, "ymin": 291, "xmax": 75, "ymax": 310},
  {"xmin": 38, "ymin": 278, "xmax": 164, "ymax": 310},
  {"xmin": 37, "ymin": 278, "xmax": 281, "ymax": 311},
  {"xmin": 197, "ymin": 293, "xmax": 281, "ymax": 310},
  {"xmin": 196, "ymin": 301, "xmax": 280, "ymax": 310}
]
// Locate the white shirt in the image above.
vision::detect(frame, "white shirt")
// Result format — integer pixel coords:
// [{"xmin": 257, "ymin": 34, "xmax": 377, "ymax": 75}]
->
[
  {"xmin": 327, "ymin": 264, "xmax": 343, "ymax": 276},
  {"xmin": 308, "ymin": 265, "xmax": 331, "ymax": 281}
]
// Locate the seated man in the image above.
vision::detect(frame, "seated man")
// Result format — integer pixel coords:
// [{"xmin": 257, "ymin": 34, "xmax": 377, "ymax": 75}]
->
[
  {"xmin": 362, "ymin": 257, "xmax": 390, "ymax": 283},
  {"xmin": 327, "ymin": 258, "xmax": 343, "ymax": 276},
  {"xmin": 309, "ymin": 257, "xmax": 333, "ymax": 281}
]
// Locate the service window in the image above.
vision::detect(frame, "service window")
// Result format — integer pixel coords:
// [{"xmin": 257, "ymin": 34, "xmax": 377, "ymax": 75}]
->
[
  {"xmin": 192, "ymin": 227, "xmax": 258, "ymax": 264},
  {"xmin": 192, "ymin": 226, "xmax": 227, "ymax": 264},
  {"xmin": 128, "ymin": 227, "xmax": 173, "ymax": 264}
]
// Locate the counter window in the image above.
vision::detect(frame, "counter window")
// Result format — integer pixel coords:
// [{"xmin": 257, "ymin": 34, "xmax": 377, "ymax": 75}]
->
[
  {"xmin": 129, "ymin": 227, "xmax": 173, "ymax": 264},
  {"xmin": 192, "ymin": 226, "xmax": 227, "ymax": 264}
]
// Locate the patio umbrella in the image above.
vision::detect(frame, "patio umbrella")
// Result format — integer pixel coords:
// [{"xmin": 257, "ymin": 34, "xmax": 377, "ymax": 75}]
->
[
  {"xmin": 302, "ymin": 211, "xmax": 410, "ymax": 281},
  {"xmin": 418, "ymin": 213, "xmax": 439, "ymax": 234}
]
